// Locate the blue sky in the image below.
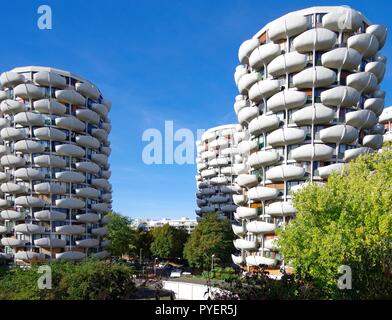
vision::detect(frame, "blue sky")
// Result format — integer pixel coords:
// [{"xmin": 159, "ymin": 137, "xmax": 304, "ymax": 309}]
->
[{"xmin": 1, "ymin": 0, "xmax": 391, "ymax": 219}]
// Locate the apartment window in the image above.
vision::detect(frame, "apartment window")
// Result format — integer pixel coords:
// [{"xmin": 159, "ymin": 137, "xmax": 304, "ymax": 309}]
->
[
  {"xmin": 315, "ymin": 13, "xmax": 326, "ymax": 27},
  {"xmin": 304, "ymin": 14, "xmax": 313, "ymax": 28}
]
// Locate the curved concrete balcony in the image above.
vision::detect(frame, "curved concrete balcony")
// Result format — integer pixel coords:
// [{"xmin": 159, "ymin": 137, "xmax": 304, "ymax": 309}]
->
[
  {"xmin": 321, "ymin": 86, "xmax": 361, "ymax": 107},
  {"xmin": 233, "ymin": 194, "xmax": 247, "ymax": 206},
  {"xmin": 209, "ymin": 195, "xmax": 229, "ymax": 204},
  {"xmin": 56, "ymin": 225, "xmax": 85, "ymax": 235},
  {"xmin": 76, "ymin": 213, "xmax": 100, "ymax": 223},
  {"xmin": 0, "ymin": 90, "xmax": 7, "ymax": 101},
  {"xmin": 368, "ymin": 123, "xmax": 385, "ymax": 135},
  {"xmin": 363, "ymin": 134, "xmax": 383, "ymax": 149},
  {"xmin": 33, "ymin": 71, "xmax": 66, "ymax": 88},
  {"xmin": 55, "ymin": 144, "xmax": 85, "ymax": 158},
  {"xmin": 14, "ymin": 140, "xmax": 45, "ymax": 154},
  {"xmin": 246, "ymin": 221, "xmax": 276, "ymax": 234},
  {"xmin": 34, "ymin": 154, "xmax": 66, "ymax": 168},
  {"xmin": 0, "ymin": 118, "xmax": 9, "ymax": 130},
  {"xmin": 248, "ymin": 150, "xmax": 280, "ymax": 168},
  {"xmin": 236, "ymin": 174, "xmax": 258, "ymax": 188},
  {"xmin": 56, "ymin": 251, "xmax": 85, "ymax": 261},
  {"xmin": 233, "ymin": 163, "xmax": 248, "ymax": 175},
  {"xmin": 268, "ymin": 52, "xmax": 308, "ymax": 77},
  {"xmin": 14, "ymin": 83, "xmax": 45, "ymax": 100},
  {"xmin": 14, "ymin": 223, "xmax": 45, "ymax": 234},
  {"xmin": 55, "ymin": 89, "xmax": 85, "ymax": 105},
  {"xmin": 265, "ymin": 201, "xmax": 296, "ymax": 216},
  {"xmin": 93, "ymin": 250, "xmax": 110, "ymax": 260},
  {"xmin": 364, "ymin": 98, "xmax": 384, "ymax": 116},
  {"xmin": 267, "ymin": 127, "xmax": 305, "ymax": 147},
  {"xmin": 249, "ymin": 114, "xmax": 280, "ymax": 135},
  {"xmin": 248, "ymin": 186, "xmax": 279, "ymax": 201},
  {"xmin": 366, "ymin": 24, "xmax": 387, "ymax": 48},
  {"xmin": 321, "ymin": 47, "xmax": 362, "ymax": 71},
  {"xmin": 0, "ymin": 172, "xmax": 9, "ymax": 183},
  {"xmin": 55, "ymin": 171, "xmax": 85, "ymax": 183},
  {"xmin": 267, "ymin": 90, "xmax": 307, "ymax": 113},
  {"xmin": 1, "ymin": 210, "xmax": 25, "ymax": 220},
  {"xmin": 200, "ymin": 205, "xmax": 215, "ymax": 213},
  {"xmin": 91, "ymin": 178, "xmax": 110, "ymax": 190},
  {"xmin": 267, "ymin": 14, "xmax": 307, "ymax": 41},
  {"xmin": 292, "ymin": 104, "xmax": 335, "ymax": 125},
  {"xmin": 232, "ymin": 254, "xmax": 245, "ymax": 265},
  {"xmin": 246, "ymin": 255, "xmax": 277, "ymax": 267},
  {"xmin": 234, "ymin": 239, "xmax": 257, "ymax": 251},
  {"xmin": 200, "ymin": 188, "xmax": 215, "ymax": 196},
  {"xmin": 291, "ymin": 143, "xmax": 334, "ymax": 161},
  {"xmin": 348, "ymin": 33, "xmax": 379, "ymax": 58},
  {"xmin": 197, "ymin": 199, "xmax": 207, "ymax": 207},
  {"xmin": 55, "ymin": 116, "xmax": 85, "ymax": 132},
  {"xmin": 249, "ymin": 79, "xmax": 280, "ymax": 103},
  {"xmin": 322, "ymin": 8, "xmax": 362, "ymax": 32},
  {"xmin": 0, "ymin": 99, "xmax": 26, "ymax": 114},
  {"xmin": 101, "ymin": 146, "xmax": 111, "ymax": 156},
  {"xmin": 91, "ymin": 103, "xmax": 108, "ymax": 117},
  {"xmin": 264, "ymin": 238, "xmax": 279, "ymax": 251},
  {"xmin": 75, "ymin": 187, "xmax": 100, "ymax": 199},
  {"xmin": 34, "ymin": 182, "xmax": 66, "ymax": 195},
  {"xmin": 221, "ymin": 204, "xmax": 237, "ymax": 213},
  {"xmin": 293, "ymin": 28, "xmax": 337, "ymax": 53},
  {"xmin": 0, "ymin": 127, "xmax": 26, "ymax": 141},
  {"xmin": 76, "ymin": 238, "xmax": 100, "ymax": 248},
  {"xmin": 55, "ymin": 197, "xmax": 85, "ymax": 209},
  {"xmin": 91, "ymin": 202, "xmax": 109, "ymax": 213},
  {"xmin": 200, "ymin": 168, "xmax": 217, "ymax": 178},
  {"xmin": 91, "ymin": 129, "xmax": 108, "ymax": 142},
  {"xmin": 317, "ymin": 163, "xmax": 345, "ymax": 178},
  {"xmin": 365, "ymin": 61, "xmax": 386, "ymax": 82},
  {"xmin": 34, "ymin": 127, "xmax": 67, "ymax": 141},
  {"xmin": 0, "ymin": 71, "xmax": 25, "ymax": 88},
  {"xmin": 75, "ymin": 161, "xmax": 100, "ymax": 174},
  {"xmin": 320, "ymin": 125, "xmax": 358, "ymax": 144},
  {"xmin": 344, "ymin": 147, "xmax": 372, "ymax": 162},
  {"xmin": 34, "ymin": 237, "xmax": 66, "ymax": 248},
  {"xmin": 249, "ymin": 43, "xmax": 281, "ymax": 69},
  {"xmin": 101, "ymin": 193, "xmax": 111, "ymax": 202},
  {"xmin": 234, "ymin": 66, "xmax": 248, "ymax": 86},
  {"xmin": 0, "ymin": 182, "xmax": 26, "ymax": 194},
  {"xmin": 293, "ymin": 66, "xmax": 336, "ymax": 89},
  {"xmin": 91, "ymin": 226, "xmax": 108, "ymax": 236},
  {"xmin": 34, "ymin": 99, "xmax": 67, "ymax": 115},
  {"xmin": 238, "ymin": 38, "xmax": 260, "ymax": 64},
  {"xmin": 232, "ymin": 224, "xmax": 246, "ymax": 236},
  {"xmin": 75, "ymin": 135, "xmax": 100, "ymax": 149},
  {"xmin": 14, "ymin": 196, "xmax": 46, "ymax": 208},
  {"xmin": 238, "ymin": 106, "xmax": 259, "ymax": 125},
  {"xmin": 0, "ymin": 226, "xmax": 8, "ymax": 234},
  {"xmin": 346, "ymin": 72, "xmax": 378, "ymax": 94},
  {"xmin": 75, "ymin": 82, "xmax": 100, "ymax": 100},
  {"xmin": 237, "ymin": 72, "xmax": 261, "ymax": 94},
  {"xmin": 238, "ymin": 139, "xmax": 258, "ymax": 156},
  {"xmin": 2, "ymin": 156, "xmax": 23, "ymax": 173},
  {"xmin": 101, "ymin": 239, "xmax": 111, "ymax": 247},
  {"xmin": 14, "ymin": 168, "xmax": 44, "ymax": 180},
  {"xmin": 346, "ymin": 110, "xmax": 377, "ymax": 129},
  {"xmin": 209, "ymin": 158, "xmax": 230, "ymax": 167},
  {"xmin": 201, "ymin": 150, "xmax": 216, "ymax": 160},
  {"xmin": 75, "ymin": 109, "xmax": 100, "ymax": 125},
  {"xmin": 34, "ymin": 210, "xmax": 67, "ymax": 221},
  {"xmin": 236, "ymin": 206, "xmax": 258, "ymax": 219},
  {"xmin": 209, "ymin": 137, "xmax": 229, "ymax": 149},
  {"xmin": 15, "ymin": 251, "xmax": 45, "ymax": 261},
  {"xmin": 210, "ymin": 176, "xmax": 229, "ymax": 185},
  {"xmin": 1, "ymin": 237, "xmax": 28, "ymax": 246},
  {"xmin": 266, "ymin": 165, "xmax": 305, "ymax": 182}
]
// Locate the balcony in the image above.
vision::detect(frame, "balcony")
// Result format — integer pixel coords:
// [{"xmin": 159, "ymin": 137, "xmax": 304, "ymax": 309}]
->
[
  {"xmin": 347, "ymin": 33, "xmax": 379, "ymax": 58},
  {"xmin": 75, "ymin": 82, "xmax": 100, "ymax": 100},
  {"xmin": 34, "ymin": 182, "xmax": 66, "ymax": 195},
  {"xmin": 33, "ymin": 71, "xmax": 66, "ymax": 88},
  {"xmin": 14, "ymin": 196, "xmax": 46, "ymax": 208},
  {"xmin": 55, "ymin": 171, "xmax": 85, "ymax": 183},
  {"xmin": 75, "ymin": 135, "xmax": 100, "ymax": 149},
  {"xmin": 249, "ymin": 79, "xmax": 280, "ymax": 103},
  {"xmin": 34, "ymin": 127, "xmax": 67, "ymax": 141},
  {"xmin": 236, "ymin": 206, "xmax": 258, "ymax": 219},
  {"xmin": 231, "ymin": 254, "xmax": 245, "ymax": 265},
  {"xmin": 267, "ymin": 127, "xmax": 306, "ymax": 147},
  {"xmin": 238, "ymin": 38, "xmax": 260, "ymax": 64},
  {"xmin": 291, "ymin": 144, "xmax": 334, "ymax": 161},
  {"xmin": 55, "ymin": 89, "xmax": 85, "ymax": 106},
  {"xmin": 76, "ymin": 238, "xmax": 100, "ymax": 248},
  {"xmin": 237, "ymin": 106, "xmax": 259, "ymax": 125},
  {"xmin": 268, "ymin": 51, "xmax": 307, "ymax": 77},
  {"xmin": 246, "ymin": 255, "xmax": 277, "ymax": 267},
  {"xmin": 321, "ymin": 85, "xmax": 360, "ymax": 107},
  {"xmin": 14, "ymin": 223, "xmax": 45, "ymax": 234},
  {"xmin": 0, "ymin": 210, "xmax": 25, "ymax": 220},
  {"xmin": 1, "ymin": 238, "xmax": 28, "ymax": 247},
  {"xmin": 346, "ymin": 110, "xmax": 378, "ymax": 129},
  {"xmin": 56, "ymin": 225, "xmax": 85, "ymax": 235},
  {"xmin": 14, "ymin": 140, "xmax": 45, "ymax": 154},
  {"xmin": 321, "ymin": 47, "xmax": 361, "ymax": 71},
  {"xmin": 0, "ymin": 99, "xmax": 26, "ymax": 114},
  {"xmin": 247, "ymin": 186, "xmax": 279, "ymax": 201},
  {"xmin": 34, "ymin": 237, "xmax": 66, "ymax": 248},
  {"xmin": 34, "ymin": 99, "xmax": 67, "ymax": 115},
  {"xmin": 75, "ymin": 109, "xmax": 100, "ymax": 125},
  {"xmin": 34, "ymin": 210, "xmax": 67, "ymax": 221},
  {"xmin": 233, "ymin": 239, "xmax": 257, "ymax": 251},
  {"xmin": 55, "ymin": 197, "xmax": 85, "ymax": 209},
  {"xmin": 0, "ymin": 71, "xmax": 25, "ymax": 88},
  {"xmin": 0, "ymin": 127, "xmax": 26, "ymax": 141},
  {"xmin": 14, "ymin": 251, "xmax": 45, "ymax": 261},
  {"xmin": 346, "ymin": 72, "xmax": 378, "ymax": 94},
  {"xmin": 55, "ymin": 116, "xmax": 85, "ymax": 132},
  {"xmin": 265, "ymin": 201, "xmax": 296, "ymax": 216},
  {"xmin": 246, "ymin": 221, "xmax": 276, "ymax": 234},
  {"xmin": 293, "ymin": 28, "xmax": 337, "ymax": 53},
  {"xmin": 56, "ymin": 251, "xmax": 85, "ymax": 261},
  {"xmin": 293, "ymin": 66, "xmax": 336, "ymax": 89},
  {"xmin": 267, "ymin": 14, "xmax": 307, "ymax": 42},
  {"xmin": 320, "ymin": 125, "xmax": 358, "ymax": 144}
]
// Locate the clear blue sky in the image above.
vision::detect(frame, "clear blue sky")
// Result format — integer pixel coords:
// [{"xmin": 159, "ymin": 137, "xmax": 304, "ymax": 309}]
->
[{"xmin": 1, "ymin": 0, "xmax": 391, "ymax": 219}]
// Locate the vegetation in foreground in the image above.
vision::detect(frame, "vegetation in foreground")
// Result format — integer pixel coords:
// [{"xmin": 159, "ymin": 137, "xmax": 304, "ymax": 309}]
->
[{"xmin": 0, "ymin": 259, "xmax": 136, "ymax": 300}]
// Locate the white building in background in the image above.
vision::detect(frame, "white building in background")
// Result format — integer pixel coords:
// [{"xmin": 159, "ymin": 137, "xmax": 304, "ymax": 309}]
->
[
  {"xmin": 0, "ymin": 66, "xmax": 112, "ymax": 264},
  {"xmin": 132, "ymin": 217, "xmax": 198, "ymax": 234},
  {"xmin": 380, "ymin": 107, "xmax": 392, "ymax": 142},
  {"xmin": 195, "ymin": 124, "xmax": 246, "ymax": 220},
  {"xmin": 231, "ymin": 6, "xmax": 387, "ymax": 270}
]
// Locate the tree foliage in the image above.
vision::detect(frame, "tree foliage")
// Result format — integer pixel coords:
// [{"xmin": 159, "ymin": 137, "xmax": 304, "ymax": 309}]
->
[
  {"xmin": 105, "ymin": 212, "xmax": 138, "ymax": 258},
  {"xmin": 278, "ymin": 145, "xmax": 392, "ymax": 299},
  {"xmin": 150, "ymin": 224, "xmax": 188, "ymax": 259},
  {"xmin": 184, "ymin": 212, "xmax": 234, "ymax": 269}
]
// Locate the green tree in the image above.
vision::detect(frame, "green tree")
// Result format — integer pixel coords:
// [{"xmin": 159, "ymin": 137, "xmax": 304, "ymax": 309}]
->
[
  {"xmin": 135, "ymin": 229, "xmax": 153, "ymax": 259},
  {"xmin": 105, "ymin": 212, "xmax": 138, "ymax": 258},
  {"xmin": 150, "ymin": 224, "xmax": 188, "ymax": 259},
  {"xmin": 278, "ymin": 144, "xmax": 392, "ymax": 299},
  {"xmin": 184, "ymin": 212, "xmax": 234, "ymax": 269}
]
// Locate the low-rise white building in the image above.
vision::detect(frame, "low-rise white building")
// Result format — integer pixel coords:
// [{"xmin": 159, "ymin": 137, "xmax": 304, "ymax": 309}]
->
[{"xmin": 131, "ymin": 217, "xmax": 197, "ymax": 234}]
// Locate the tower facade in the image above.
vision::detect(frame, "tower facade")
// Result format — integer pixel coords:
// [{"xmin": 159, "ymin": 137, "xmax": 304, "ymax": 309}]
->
[
  {"xmin": 231, "ymin": 6, "xmax": 387, "ymax": 270},
  {"xmin": 0, "ymin": 66, "xmax": 112, "ymax": 263}
]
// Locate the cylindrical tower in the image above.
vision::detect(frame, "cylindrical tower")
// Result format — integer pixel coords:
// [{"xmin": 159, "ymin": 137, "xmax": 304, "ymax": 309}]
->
[
  {"xmin": 231, "ymin": 6, "xmax": 387, "ymax": 271},
  {"xmin": 195, "ymin": 124, "xmax": 246, "ymax": 220},
  {"xmin": 0, "ymin": 66, "xmax": 112, "ymax": 263}
]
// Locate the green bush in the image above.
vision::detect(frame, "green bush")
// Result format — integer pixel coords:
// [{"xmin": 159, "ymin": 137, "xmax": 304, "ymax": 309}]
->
[
  {"xmin": 0, "ymin": 259, "xmax": 136, "ymax": 300},
  {"xmin": 202, "ymin": 267, "xmax": 240, "ymax": 281}
]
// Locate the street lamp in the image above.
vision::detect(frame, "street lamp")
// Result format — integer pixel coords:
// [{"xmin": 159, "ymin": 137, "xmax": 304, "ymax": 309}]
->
[{"xmin": 211, "ymin": 254, "xmax": 215, "ymax": 271}]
